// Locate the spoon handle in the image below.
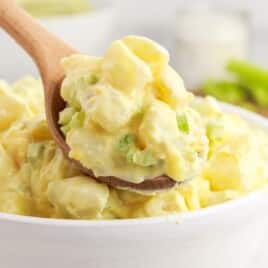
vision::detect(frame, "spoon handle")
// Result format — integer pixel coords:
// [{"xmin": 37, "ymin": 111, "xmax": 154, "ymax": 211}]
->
[{"xmin": 0, "ymin": 0, "xmax": 75, "ymax": 84}]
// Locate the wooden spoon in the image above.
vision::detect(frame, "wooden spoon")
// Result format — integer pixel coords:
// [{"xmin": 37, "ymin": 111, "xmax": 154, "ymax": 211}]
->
[{"xmin": 0, "ymin": 0, "xmax": 176, "ymax": 191}]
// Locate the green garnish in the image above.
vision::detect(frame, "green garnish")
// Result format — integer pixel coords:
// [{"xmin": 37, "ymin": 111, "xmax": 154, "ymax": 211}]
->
[
  {"xmin": 227, "ymin": 60, "xmax": 268, "ymax": 88},
  {"xmin": 60, "ymin": 111, "xmax": 85, "ymax": 135},
  {"xmin": 118, "ymin": 134, "xmax": 135, "ymax": 154},
  {"xmin": 201, "ymin": 60, "xmax": 268, "ymax": 111},
  {"xmin": 78, "ymin": 74, "xmax": 98, "ymax": 87},
  {"xmin": 177, "ymin": 114, "xmax": 190, "ymax": 133},
  {"xmin": 203, "ymin": 80, "xmax": 247, "ymax": 104},
  {"xmin": 117, "ymin": 134, "xmax": 159, "ymax": 167},
  {"xmin": 132, "ymin": 150, "xmax": 159, "ymax": 167},
  {"xmin": 80, "ymin": 74, "xmax": 98, "ymax": 85},
  {"xmin": 227, "ymin": 60, "xmax": 268, "ymax": 108},
  {"xmin": 60, "ymin": 73, "xmax": 97, "ymax": 135},
  {"xmin": 61, "ymin": 74, "xmax": 98, "ymax": 110},
  {"xmin": 59, "ymin": 107, "xmax": 76, "ymax": 125}
]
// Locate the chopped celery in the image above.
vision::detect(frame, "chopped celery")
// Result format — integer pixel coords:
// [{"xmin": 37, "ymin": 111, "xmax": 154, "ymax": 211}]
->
[
  {"xmin": 203, "ymin": 80, "xmax": 246, "ymax": 104},
  {"xmin": 61, "ymin": 125, "xmax": 71, "ymax": 135},
  {"xmin": 248, "ymin": 85, "xmax": 268, "ymax": 108},
  {"xmin": 118, "ymin": 134, "xmax": 135, "ymax": 154},
  {"xmin": 117, "ymin": 134, "xmax": 159, "ymax": 167},
  {"xmin": 176, "ymin": 114, "xmax": 189, "ymax": 133},
  {"xmin": 63, "ymin": 74, "xmax": 98, "ymax": 109},
  {"xmin": 61, "ymin": 111, "xmax": 85, "ymax": 135},
  {"xmin": 59, "ymin": 107, "xmax": 76, "ymax": 125},
  {"xmin": 227, "ymin": 60, "xmax": 268, "ymax": 88},
  {"xmin": 79, "ymin": 74, "xmax": 98, "ymax": 86},
  {"xmin": 227, "ymin": 61, "xmax": 268, "ymax": 107},
  {"xmin": 202, "ymin": 60, "xmax": 268, "ymax": 110},
  {"xmin": 70, "ymin": 112, "xmax": 85, "ymax": 128},
  {"xmin": 132, "ymin": 150, "xmax": 159, "ymax": 167}
]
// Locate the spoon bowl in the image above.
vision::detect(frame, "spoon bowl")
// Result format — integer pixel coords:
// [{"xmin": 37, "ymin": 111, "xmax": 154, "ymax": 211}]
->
[{"xmin": 0, "ymin": 0, "xmax": 176, "ymax": 191}]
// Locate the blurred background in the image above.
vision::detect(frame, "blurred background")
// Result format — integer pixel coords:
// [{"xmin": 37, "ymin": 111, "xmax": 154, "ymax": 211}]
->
[{"xmin": 1, "ymin": 0, "xmax": 268, "ymax": 115}]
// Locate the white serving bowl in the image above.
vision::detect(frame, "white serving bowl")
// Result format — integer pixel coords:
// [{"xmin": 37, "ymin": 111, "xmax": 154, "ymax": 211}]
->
[
  {"xmin": 0, "ymin": 0, "xmax": 116, "ymax": 81},
  {"xmin": 0, "ymin": 103, "xmax": 268, "ymax": 268}
]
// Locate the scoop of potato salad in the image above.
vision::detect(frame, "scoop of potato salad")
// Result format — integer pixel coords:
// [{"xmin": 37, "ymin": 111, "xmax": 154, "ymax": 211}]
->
[
  {"xmin": 59, "ymin": 36, "xmax": 209, "ymax": 184},
  {"xmin": 0, "ymin": 37, "xmax": 267, "ymax": 220}
]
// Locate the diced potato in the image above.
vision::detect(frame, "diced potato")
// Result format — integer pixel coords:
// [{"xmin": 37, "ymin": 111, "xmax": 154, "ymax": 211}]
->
[
  {"xmin": 102, "ymin": 40, "xmax": 152, "ymax": 94},
  {"xmin": 0, "ymin": 81, "xmax": 28, "ymax": 131},
  {"xmin": 12, "ymin": 77, "xmax": 44, "ymax": 115},
  {"xmin": 61, "ymin": 54, "xmax": 101, "ymax": 76},
  {"xmin": 47, "ymin": 176, "xmax": 109, "ymax": 219},
  {"xmin": 139, "ymin": 101, "xmax": 187, "ymax": 181},
  {"xmin": 27, "ymin": 116, "xmax": 52, "ymax": 141},
  {"xmin": 164, "ymin": 149, "xmax": 184, "ymax": 181},
  {"xmin": 0, "ymin": 144, "xmax": 15, "ymax": 184},
  {"xmin": 139, "ymin": 100, "xmax": 179, "ymax": 152},
  {"xmin": 0, "ymin": 192, "xmax": 33, "ymax": 216},
  {"xmin": 123, "ymin": 35, "xmax": 169, "ymax": 75},
  {"xmin": 156, "ymin": 66, "xmax": 192, "ymax": 108},
  {"xmin": 61, "ymin": 55, "xmax": 101, "ymax": 108},
  {"xmin": 28, "ymin": 141, "xmax": 78, "ymax": 217},
  {"xmin": 200, "ymin": 189, "xmax": 241, "ymax": 208},
  {"xmin": 1, "ymin": 123, "xmax": 29, "ymax": 166},
  {"xmin": 205, "ymin": 135, "xmax": 267, "ymax": 191},
  {"xmin": 83, "ymin": 85, "xmax": 135, "ymax": 132},
  {"xmin": 144, "ymin": 190, "xmax": 188, "ymax": 217}
]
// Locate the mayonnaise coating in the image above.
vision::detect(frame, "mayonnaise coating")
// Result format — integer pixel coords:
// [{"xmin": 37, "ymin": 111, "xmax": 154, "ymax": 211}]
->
[{"xmin": 60, "ymin": 36, "xmax": 208, "ymax": 183}]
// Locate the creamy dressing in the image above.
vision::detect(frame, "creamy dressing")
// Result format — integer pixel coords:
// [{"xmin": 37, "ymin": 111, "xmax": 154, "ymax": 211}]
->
[{"xmin": 60, "ymin": 36, "xmax": 208, "ymax": 184}]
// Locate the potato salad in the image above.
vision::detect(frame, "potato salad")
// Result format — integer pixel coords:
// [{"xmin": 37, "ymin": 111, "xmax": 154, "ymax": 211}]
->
[
  {"xmin": 59, "ymin": 36, "xmax": 208, "ymax": 184},
  {"xmin": 0, "ymin": 37, "xmax": 267, "ymax": 220}
]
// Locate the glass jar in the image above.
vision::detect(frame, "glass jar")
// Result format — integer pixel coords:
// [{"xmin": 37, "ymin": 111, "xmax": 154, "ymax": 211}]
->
[{"xmin": 174, "ymin": 6, "xmax": 250, "ymax": 90}]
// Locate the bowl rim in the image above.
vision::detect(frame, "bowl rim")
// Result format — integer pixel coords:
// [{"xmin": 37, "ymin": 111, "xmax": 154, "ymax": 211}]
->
[
  {"xmin": 0, "ymin": 188, "xmax": 267, "ymax": 227},
  {"xmin": 0, "ymin": 101, "xmax": 267, "ymax": 227}
]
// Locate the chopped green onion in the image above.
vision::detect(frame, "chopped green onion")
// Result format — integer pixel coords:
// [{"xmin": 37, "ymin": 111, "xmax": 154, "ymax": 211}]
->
[
  {"xmin": 177, "ymin": 114, "xmax": 189, "ymax": 133},
  {"xmin": 118, "ymin": 134, "xmax": 135, "ymax": 154},
  {"xmin": 60, "ymin": 111, "xmax": 85, "ymax": 135},
  {"xmin": 203, "ymin": 80, "xmax": 246, "ymax": 104},
  {"xmin": 117, "ymin": 134, "xmax": 159, "ymax": 167}
]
